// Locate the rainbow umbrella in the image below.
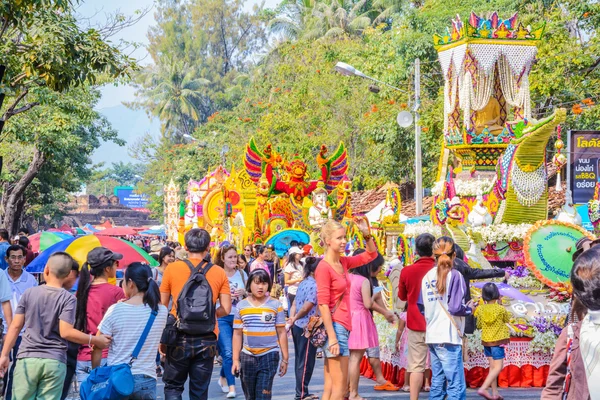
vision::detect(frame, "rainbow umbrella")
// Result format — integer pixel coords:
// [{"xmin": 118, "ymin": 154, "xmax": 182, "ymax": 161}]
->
[
  {"xmin": 26, "ymin": 235, "xmax": 158, "ymax": 273},
  {"xmin": 29, "ymin": 231, "xmax": 74, "ymax": 253}
]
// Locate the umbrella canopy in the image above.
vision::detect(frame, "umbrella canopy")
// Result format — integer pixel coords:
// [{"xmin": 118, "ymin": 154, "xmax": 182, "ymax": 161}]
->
[
  {"xmin": 524, "ymin": 220, "xmax": 594, "ymax": 289},
  {"xmin": 74, "ymin": 227, "xmax": 92, "ymax": 236},
  {"xmin": 84, "ymin": 224, "xmax": 99, "ymax": 233},
  {"xmin": 96, "ymin": 220, "xmax": 113, "ymax": 229},
  {"xmin": 29, "ymin": 231, "xmax": 73, "ymax": 253},
  {"xmin": 26, "ymin": 235, "xmax": 158, "ymax": 273},
  {"xmin": 472, "ymin": 282, "xmax": 534, "ymax": 303},
  {"xmin": 94, "ymin": 227, "xmax": 138, "ymax": 236},
  {"xmin": 140, "ymin": 228, "xmax": 167, "ymax": 237},
  {"xmin": 265, "ymin": 229, "xmax": 310, "ymax": 258}
]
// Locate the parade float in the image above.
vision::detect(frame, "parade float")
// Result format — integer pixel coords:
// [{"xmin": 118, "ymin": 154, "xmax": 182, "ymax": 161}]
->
[
  {"xmin": 163, "ymin": 138, "xmax": 368, "ymax": 257},
  {"xmin": 360, "ymin": 12, "xmax": 592, "ymax": 389}
]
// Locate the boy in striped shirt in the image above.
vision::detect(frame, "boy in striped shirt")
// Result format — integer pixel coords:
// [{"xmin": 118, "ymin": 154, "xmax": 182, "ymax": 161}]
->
[{"xmin": 232, "ymin": 269, "xmax": 288, "ymax": 400}]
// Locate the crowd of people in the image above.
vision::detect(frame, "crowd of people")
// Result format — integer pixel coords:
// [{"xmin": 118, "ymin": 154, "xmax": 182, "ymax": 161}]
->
[{"xmin": 0, "ymin": 222, "xmax": 596, "ymax": 400}]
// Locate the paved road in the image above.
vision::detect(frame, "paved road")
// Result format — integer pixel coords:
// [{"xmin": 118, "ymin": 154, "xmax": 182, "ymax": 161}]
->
[{"xmin": 154, "ymin": 339, "xmax": 543, "ymax": 399}]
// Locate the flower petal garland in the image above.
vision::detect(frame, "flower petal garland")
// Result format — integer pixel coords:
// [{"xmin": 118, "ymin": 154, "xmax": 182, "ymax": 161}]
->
[
  {"xmin": 403, "ymin": 222, "xmax": 442, "ymax": 238},
  {"xmin": 431, "ymin": 178, "xmax": 496, "ymax": 197},
  {"xmin": 469, "ymin": 223, "xmax": 532, "ymax": 244}
]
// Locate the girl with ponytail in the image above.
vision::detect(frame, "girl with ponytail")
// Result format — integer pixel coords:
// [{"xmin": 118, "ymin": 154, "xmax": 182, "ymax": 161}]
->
[
  {"xmin": 92, "ymin": 263, "xmax": 168, "ymax": 399},
  {"xmin": 74, "ymin": 247, "xmax": 126, "ymax": 384},
  {"xmin": 420, "ymin": 236, "xmax": 475, "ymax": 399}
]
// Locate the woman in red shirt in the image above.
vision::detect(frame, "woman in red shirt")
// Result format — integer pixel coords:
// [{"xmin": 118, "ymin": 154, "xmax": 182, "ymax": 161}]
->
[{"xmin": 315, "ymin": 219, "xmax": 378, "ymax": 400}]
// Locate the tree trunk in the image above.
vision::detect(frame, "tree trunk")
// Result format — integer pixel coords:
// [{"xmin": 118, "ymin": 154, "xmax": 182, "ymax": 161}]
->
[{"xmin": 2, "ymin": 146, "xmax": 45, "ymax": 235}]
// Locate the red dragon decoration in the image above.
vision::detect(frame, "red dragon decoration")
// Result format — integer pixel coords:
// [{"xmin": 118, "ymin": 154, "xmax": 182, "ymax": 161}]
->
[{"xmin": 244, "ymin": 138, "xmax": 348, "ymax": 201}]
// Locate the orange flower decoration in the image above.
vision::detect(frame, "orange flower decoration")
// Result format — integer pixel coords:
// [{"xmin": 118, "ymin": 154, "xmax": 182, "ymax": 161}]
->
[
  {"xmin": 400, "ymin": 103, "xmax": 408, "ymax": 109},
  {"xmin": 243, "ymin": 118, "xmax": 252, "ymax": 122},
  {"xmin": 583, "ymin": 12, "xmax": 590, "ymax": 18},
  {"xmin": 273, "ymin": 87, "xmax": 281, "ymax": 93},
  {"xmin": 422, "ymin": 127, "xmax": 430, "ymax": 132},
  {"xmin": 371, "ymin": 105, "xmax": 379, "ymax": 112},
  {"xmin": 572, "ymin": 104, "xmax": 583, "ymax": 115},
  {"xmin": 388, "ymin": 99, "xmax": 396, "ymax": 105},
  {"xmin": 582, "ymin": 98, "xmax": 595, "ymax": 106}
]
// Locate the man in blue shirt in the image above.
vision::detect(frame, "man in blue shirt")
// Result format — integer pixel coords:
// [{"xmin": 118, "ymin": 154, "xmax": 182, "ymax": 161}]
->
[
  {"xmin": 0, "ymin": 229, "xmax": 10, "ymax": 270},
  {"xmin": 3, "ymin": 244, "xmax": 36, "ymax": 399}
]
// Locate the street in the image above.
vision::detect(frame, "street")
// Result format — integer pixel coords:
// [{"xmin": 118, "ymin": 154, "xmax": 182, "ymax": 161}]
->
[{"xmin": 155, "ymin": 339, "xmax": 543, "ymax": 399}]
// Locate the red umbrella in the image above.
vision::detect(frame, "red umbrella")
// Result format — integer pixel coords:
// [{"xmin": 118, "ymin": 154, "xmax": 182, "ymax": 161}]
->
[
  {"xmin": 94, "ymin": 227, "xmax": 138, "ymax": 236},
  {"xmin": 97, "ymin": 220, "xmax": 113, "ymax": 229}
]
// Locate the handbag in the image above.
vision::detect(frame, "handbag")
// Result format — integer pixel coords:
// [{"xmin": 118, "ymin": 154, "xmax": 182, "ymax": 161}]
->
[
  {"xmin": 303, "ymin": 293, "xmax": 345, "ymax": 348},
  {"xmin": 80, "ymin": 310, "xmax": 158, "ymax": 400},
  {"xmin": 426, "ymin": 276, "xmax": 469, "ymax": 362}
]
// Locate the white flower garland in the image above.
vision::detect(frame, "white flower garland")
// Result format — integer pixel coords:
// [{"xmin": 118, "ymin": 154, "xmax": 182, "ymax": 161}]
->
[
  {"xmin": 469, "ymin": 223, "xmax": 531, "ymax": 244},
  {"xmin": 403, "ymin": 222, "xmax": 442, "ymax": 238},
  {"xmin": 431, "ymin": 178, "xmax": 495, "ymax": 197}
]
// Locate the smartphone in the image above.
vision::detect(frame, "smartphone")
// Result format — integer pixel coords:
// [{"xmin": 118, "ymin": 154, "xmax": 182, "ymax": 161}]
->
[{"xmin": 373, "ymin": 286, "xmax": 383, "ymax": 294}]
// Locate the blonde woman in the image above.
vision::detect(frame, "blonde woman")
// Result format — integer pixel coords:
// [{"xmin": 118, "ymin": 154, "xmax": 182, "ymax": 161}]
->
[{"xmin": 315, "ymin": 219, "xmax": 378, "ymax": 400}]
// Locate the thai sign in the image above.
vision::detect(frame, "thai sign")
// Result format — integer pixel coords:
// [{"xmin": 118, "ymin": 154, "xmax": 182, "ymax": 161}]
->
[
  {"xmin": 114, "ymin": 186, "xmax": 149, "ymax": 212},
  {"xmin": 570, "ymin": 131, "xmax": 600, "ymax": 204}
]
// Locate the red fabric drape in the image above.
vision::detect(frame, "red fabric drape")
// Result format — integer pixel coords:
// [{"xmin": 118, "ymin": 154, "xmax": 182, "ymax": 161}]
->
[{"xmin": 360, "ymin": 359, "xmax": 549, "ymax": 388}]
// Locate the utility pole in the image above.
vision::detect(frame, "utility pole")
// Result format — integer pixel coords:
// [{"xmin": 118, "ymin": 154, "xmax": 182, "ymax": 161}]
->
[{"xmin": 414, "ymin": 58, "xmax": 423, "ymax": 215}]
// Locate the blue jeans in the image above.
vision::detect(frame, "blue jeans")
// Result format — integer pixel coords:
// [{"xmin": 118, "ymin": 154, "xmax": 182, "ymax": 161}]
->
[
  {"xmin": 322, "ymin": 322, "xmax": 350, "ymax": 358},
  {"xmin": 128, "ymin": 374, "xmax": 157, "ymax": 399},
  {"xmin": 76, "ymin": 358, "xmax": 107, "ymax": 383},
  {"xmin": 163, "ymin": 332, "xmax": 217, "ymax": 400},
  {"xmin": 428, "ymin": 343, "xmax": 466, "ymax": 400},
  {"xmin": 217, "ymin": 314, "xmax": 235, "ymax": 386}
]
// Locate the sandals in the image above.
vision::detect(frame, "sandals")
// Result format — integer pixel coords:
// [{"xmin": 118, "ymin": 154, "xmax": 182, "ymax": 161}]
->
[
  {"xmin": 373, "ymin": 381, "xmax": 399, "ymax": 391},
  {"xmin": 423, "ymin": 386, "xmax": 431, "ymax": 392},
  {"xmin": 477, "ymin": 389, "xmax": 495, "ymax": 400}
]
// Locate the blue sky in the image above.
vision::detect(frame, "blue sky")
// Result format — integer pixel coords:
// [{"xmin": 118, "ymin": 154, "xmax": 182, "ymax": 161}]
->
[{"xmin": 78, "ymin": 0, "xmax": 280, "ymax": 165}]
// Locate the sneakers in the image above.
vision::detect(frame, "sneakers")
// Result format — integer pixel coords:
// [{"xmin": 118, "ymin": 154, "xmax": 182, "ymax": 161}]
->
[
  {"xmin": 227, "ymin": 391, "xmax": 236, "ymax": 398},
  {"xmin": 219, "ymin": 379, "xmax": 229, "ymax": 393}
]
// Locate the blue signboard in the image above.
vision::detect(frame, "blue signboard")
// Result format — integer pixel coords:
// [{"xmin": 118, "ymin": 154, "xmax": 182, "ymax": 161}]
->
[{"xmin": 114, "ymin": 187, "xmax": 149, "ymax": 211}]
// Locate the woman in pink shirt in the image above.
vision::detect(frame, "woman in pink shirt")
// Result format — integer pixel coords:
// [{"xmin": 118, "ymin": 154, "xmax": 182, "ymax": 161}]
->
[{"xmin": 315, "ymin": 219, "xmax": 378, "ymax": 400}]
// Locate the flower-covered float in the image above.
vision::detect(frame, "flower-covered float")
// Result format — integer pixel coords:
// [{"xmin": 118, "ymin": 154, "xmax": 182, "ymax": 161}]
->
[{"xmin": 361, "ymin": 12, "xmax": 591, "ymax": 389}]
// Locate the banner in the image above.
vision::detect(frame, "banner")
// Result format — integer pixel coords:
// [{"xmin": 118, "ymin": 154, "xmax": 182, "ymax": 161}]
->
[
  {"xmin": 570, "ymin": 131, "xmax": 600, "ymax": 204},
  {"xmin": 114, "ymin": 186, "xmax": 149, "ymax": 212}
]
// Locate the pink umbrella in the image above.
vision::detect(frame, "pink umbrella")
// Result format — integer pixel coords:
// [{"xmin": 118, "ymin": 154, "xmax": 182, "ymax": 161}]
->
[{"xmin": 94, "ymin": 227, "xmax": 138, "ymax": 236}]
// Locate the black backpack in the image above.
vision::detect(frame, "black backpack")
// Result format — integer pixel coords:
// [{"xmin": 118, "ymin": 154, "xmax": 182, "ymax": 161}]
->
[{"xmin": 176, "ymin": 259, "xmax": 215, "ymax": 336}]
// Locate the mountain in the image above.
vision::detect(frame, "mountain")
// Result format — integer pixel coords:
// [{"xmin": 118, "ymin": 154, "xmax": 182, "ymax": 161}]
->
[{"xmin": 92, "ymin": 105, "xmax": 161, "ymax": 166}]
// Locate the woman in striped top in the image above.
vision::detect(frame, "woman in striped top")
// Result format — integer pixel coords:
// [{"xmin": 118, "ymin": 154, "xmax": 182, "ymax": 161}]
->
[
  {"xmin": 232, "ymin": 269, "xmax": 289, "ymax": 400},
  {"xmin": 92, "ymin": 263, "xmax": 168, "ymax": 399}
]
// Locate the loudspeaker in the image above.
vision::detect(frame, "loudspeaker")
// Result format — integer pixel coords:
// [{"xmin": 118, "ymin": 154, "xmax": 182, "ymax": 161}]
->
[{"xmin": 396, "ymin": 111, "xmax": 413, "ymax": 128}]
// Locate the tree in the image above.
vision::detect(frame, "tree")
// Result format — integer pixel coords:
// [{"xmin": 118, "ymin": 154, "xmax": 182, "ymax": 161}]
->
[
  {"xmin": 131, "ymin": 0, "xmax": 270, "ymax": 139},
  {"xmin": 1, "ymin": 86, "xmax": 123, "ymax": 234},
  {"xmin": 0, "ymin": 1, "xmax": 136, "ymax": 234},
  {"xmin": 133, "ymin": 57, "xmax": 210, "ymax": 139}
]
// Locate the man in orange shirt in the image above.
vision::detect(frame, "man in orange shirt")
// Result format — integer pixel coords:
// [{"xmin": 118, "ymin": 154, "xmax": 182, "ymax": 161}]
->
[{"xmin": 160, "ymin": 228, "xmax": 231, "ymax": 400}]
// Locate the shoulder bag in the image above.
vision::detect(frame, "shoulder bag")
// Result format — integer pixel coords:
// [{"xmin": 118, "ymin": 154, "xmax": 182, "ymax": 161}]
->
[
  {"xmin": 303, "ymin": 292, "xmax": 345, "ymax": 348},
  {"xmin": 80, "ymin": 309, "xmax": 158, "ymax": 400}
]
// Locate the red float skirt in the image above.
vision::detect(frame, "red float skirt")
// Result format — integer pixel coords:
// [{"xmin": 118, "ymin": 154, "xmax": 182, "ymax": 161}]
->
[{"xmin": 360, "ymin": 338, "xmax": 550, "ymax": 388}]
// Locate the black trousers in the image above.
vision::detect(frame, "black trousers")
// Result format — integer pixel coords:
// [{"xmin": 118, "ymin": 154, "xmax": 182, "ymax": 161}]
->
[
  {"xmin": 163, "ymin": 333, "xmax": 218, "ymax": 400},
  {"xmin": 240, "ymin": 351, "xmax": 279, "ymax": 400},
  {"xmin": 292, "ymin": 325, "xmax": 317, "ymax": 400},
  {"xmin": 60, "ymin": 341, "xmax": 79, "ymax": 400}
]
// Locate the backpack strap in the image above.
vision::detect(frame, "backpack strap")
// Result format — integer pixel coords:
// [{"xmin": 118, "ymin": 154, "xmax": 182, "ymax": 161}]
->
[
  {"xmin": 182, "ymin": 259, "xmax": 212, "ymax": 275},
  {"xmin": 129, "ymin": 309, "xmax": 158, "ymax": 366}
]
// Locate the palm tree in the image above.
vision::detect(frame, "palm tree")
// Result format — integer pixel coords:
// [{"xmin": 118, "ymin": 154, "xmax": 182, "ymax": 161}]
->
[
  {"xmin": 134, "ymin": 56, "xmax": 210, "ymax": 140},
  {"xmin": 306, "ymin": 0, "xmax": 372, "ymax": 39},
  {"xmin": 268, "ymin": 0, "xmax": 317, "ymax": 41}
]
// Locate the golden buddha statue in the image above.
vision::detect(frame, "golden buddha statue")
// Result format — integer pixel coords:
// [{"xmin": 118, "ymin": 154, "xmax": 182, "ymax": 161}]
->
[{"xmin": 474, "ymin": 97, "xmax": 504, "ymax": 134}]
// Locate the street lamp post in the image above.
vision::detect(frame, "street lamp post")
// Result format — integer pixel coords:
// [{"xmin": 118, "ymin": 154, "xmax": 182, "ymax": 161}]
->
[{"xmin": 334, "ymin": 61, "xmax": 423, "ymax": 215}]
